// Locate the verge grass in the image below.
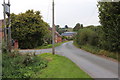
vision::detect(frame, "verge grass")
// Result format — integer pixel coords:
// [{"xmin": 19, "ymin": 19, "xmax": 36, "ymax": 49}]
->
[
  {"xmin": 33, "ymin": 53, "xmax": 91, "ymax": 78},
  {"xmin": 73, "ymin": 41, "xmax": 119, "ymax": 62},
  {"xmin": 36, "ymin": 41, "xmax": 68, "ymax": 49},
  {"xmin": 3, "ymin": 52, "xmax": 91, "ymax": 78}
]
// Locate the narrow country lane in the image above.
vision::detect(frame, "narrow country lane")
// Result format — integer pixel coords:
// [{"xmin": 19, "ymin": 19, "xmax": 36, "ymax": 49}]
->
[
  {"xmin": 55, "ymin": 41, "xmax": 118, "ymax": 78},
  {"xmin": 19, "ymin": 41, "xmax": 119, "ymax": 78}
]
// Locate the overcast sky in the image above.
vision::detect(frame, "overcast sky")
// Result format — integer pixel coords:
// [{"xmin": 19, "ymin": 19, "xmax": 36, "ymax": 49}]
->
[{"xmin": 0, "ymin": 0, "xmax": 100, "ymax": 27}]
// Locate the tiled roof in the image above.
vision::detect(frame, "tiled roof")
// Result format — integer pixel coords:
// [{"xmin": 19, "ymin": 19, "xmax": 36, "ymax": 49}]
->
[
  {"xmin": 49, "ymin": 28, "xmax": 61, "ymax": 37},
  {"xmin": 61, "ymin": 32, "xmax": 76, "ymax": 36}
]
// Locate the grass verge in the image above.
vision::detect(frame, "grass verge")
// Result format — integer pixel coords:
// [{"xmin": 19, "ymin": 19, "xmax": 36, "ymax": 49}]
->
[
  {"xmin": 3, "ymin": 52, "xmax": 91, "ymax": 78},
  {"xmin": 32, "ymin": 53, "xmax": 91, "ymax": 78},
  {"xmin": 73, "ymin": 41, "xmax": 119, "ymax": 62},
  {"xmin": 2, "ymin": 51, "xmax": 48, "ymax": 78},
  {"xmin": 36, "ymin": 41, "xmax": 68, "ymax": 49}
]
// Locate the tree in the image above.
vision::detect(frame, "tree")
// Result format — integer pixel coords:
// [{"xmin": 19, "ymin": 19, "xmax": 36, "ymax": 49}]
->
[
  {"xmin": 11, "ymin": 10, "xmax": 50, "ymax": 49},
  {"xmin": 73, "ymin": 23, "xmax": 82, "ymax": 31},
  {"xmin": 55, "ymin": 25, "xmax": 67, "ymax": 34},
  {"xmin": 75, "ymin": 28, "xmax": 99, "ymax": 46},
  {"xmin": 98, "ymin": 2, "xmax": 120, "ymax": 52},
  {"xmin": 81, "ymin": 24, "xmax": 83, "ymax": 29},
  {"xmin": 55, "ymin": 25, "xmax": 60, "ymax": 32},
  {"xmin": 65, "ymin": 25, "xmax": 69, "ymax": 28},
  {"xmin": 57, "ymin": 28, "xmax": 66, "ymax": 34}
]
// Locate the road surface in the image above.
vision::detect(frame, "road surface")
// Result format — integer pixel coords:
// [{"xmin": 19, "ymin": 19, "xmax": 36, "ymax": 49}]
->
[{"xmin": 20, "ymin": 41, "xmax": 119, "ymax": 78}]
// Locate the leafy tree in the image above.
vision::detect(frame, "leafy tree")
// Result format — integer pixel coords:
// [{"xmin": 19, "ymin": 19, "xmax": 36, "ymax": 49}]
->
[
  {"xmin": 57, "ymin": 28, "xmax": 66, "ymax": 34},
  {"xmin": 73, "ymin": 23, "xmax": 82, "ymax": 31},
  {"xmin": 81, "ymin": 24, "xmax": 83, "ymax": 29},
  {"xmin": 65, "ymin": 25, "xmax": 69, "ymax": 28},
  {"xmin": 86, "ymin": 25, "xmax": 94, "ymax": 28},
  {"xmin": 55, "ymin": 25, "xmax": 67, "ymax": 34},
  {"xmin": 11, "ymin": 10, "xmax": 50, "ymax": 49},
  {"xmin": 55, "ymin": 25, "xmax": 60, "ymax": 32},
  {"xmin": 75, "ymin": 28, "xmax": 99, "ymax": 46},
  {"xmin": 98, "ymin": 2, "xmax": 120, "ymax": 52}
]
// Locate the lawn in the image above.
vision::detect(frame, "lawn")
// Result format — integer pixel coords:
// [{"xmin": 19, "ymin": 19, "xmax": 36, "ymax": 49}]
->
[
  {"xmin": 32, "ymin": 53, "xmax": 91, "ymax": 78},
  {"xmin": 36, "ymin": 41, "xmax": 68, "ymax": 49}
]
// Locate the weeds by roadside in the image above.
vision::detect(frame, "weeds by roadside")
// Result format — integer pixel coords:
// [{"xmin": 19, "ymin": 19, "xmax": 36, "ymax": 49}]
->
[
  {"xmin": 73, "ymin": 41, "xmax": 119, "ymax": 62},
  {"xmin": 2, "ymin": 51, "xmax": 48, "ymax": 78}
]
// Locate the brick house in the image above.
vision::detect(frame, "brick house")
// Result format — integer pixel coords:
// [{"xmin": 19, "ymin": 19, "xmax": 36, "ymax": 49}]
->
[
  {"xmin": 55, "ymin": 31, "xmax": 62, "ymax": 43},
  {"xmin": 0, "ymin": 20, "xmax": 4, "ymax": 51},
  {"xmin": 0, "ymin": 28, "xmax": 3, "ymax": 43},
  {"xmin": 49, "ymin": 28, "xmax": 62, "ymax": 43},
  {"xmin": 0, "ymin": 20, "xmax": 4, "ymax": 42},
  {"xmin": 61, "ymin": 32, "xmax": 77, "ymax": 38}
]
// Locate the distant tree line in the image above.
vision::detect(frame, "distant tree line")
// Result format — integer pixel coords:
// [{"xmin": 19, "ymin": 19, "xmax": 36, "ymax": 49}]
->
[
  {"xmin": 73, "ymin": 23, "xmax": 83, "ymax": 32},
  {"xmin": 55, "ymin": 25, "xmax": 73, "ymax": 34}
]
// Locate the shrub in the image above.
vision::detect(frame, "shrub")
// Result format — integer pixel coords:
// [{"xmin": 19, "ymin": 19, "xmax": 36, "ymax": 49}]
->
[
  {"xmin": 2, "ymin": 51, "xmax": 48, "ymax": 78},
  {"xmin": 75, "ymin": 28, "xmax": 99, "ymax": 46},
  {"xmin": 74, "ymin": 26, "xmax": 119, "ymax": 61},
  {"xmin": 98, "ymin": 50, "xmax": 118, "ymax": 60},
  {"xmin": 11, "ymin": 10, "xmax": 50, "ymax": 49},
  {"xmin": 2, "ymin": 41, "xmax": 7, "ymax": 53}
]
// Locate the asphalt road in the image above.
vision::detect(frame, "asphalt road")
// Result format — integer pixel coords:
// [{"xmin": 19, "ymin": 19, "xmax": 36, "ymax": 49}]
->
[{"xmin": 20, "ymin": 41, "xmax": 119, "ymax": 78}]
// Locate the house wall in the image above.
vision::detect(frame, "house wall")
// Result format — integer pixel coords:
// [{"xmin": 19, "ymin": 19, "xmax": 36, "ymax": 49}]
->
[
  {"xmin": 14, "ymin": 40, "xmax": 19, "ymax": 49},
  {"xmin": 57, "ymin": 37, "xmax": 62, "ymax": 43},
  {"xmin": 0, "ymin": 20, "xmax": 19, "ymax": 49},
  {"xmin": 49, "ymin": 28, "xmax": 62, "ymax": 43},
  {"xmin": 0, "ymin": 20, "xmax": 4, "ymax": 42},
  {"xmin": 55, "ymin": 37, "xmax": 62, "ymax": 43},
  {"xmin": 0, "ymin": 32, "xmax": 2, "ymax": 43},
  {"xmin": 0, "ymin": 29, "xmax": 4, "ymax": 43},
  {"xmin": 0, "ymin": 20, "xmax": 4, "ymax": 27},
  {"xmin": 55, "ymin": 35, "xmax": 62, "ymax": 43}
]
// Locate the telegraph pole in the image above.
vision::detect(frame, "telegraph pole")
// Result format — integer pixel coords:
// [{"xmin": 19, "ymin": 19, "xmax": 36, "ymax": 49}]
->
[
  {"xmin": 3, "ymin": 0, "xmax": 7, "ymax": 50},
  {"xmin": 8, "ymin": 0, "xmax": 11, "ymax": 52},
  {"xmin": 2, "ymin": 0, "xmax": 11, "ymax": 53},
  {"xmin": 52, "ymin": 0, "xmax": 55, "ymax": 55}
]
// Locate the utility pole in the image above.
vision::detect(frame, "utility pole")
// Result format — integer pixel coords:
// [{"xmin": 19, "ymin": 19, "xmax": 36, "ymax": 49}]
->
[
  {"xmin": 3, "ymin": 0, "xmax": 7, "ymax": 50},
  {"xmin": 7, "ymin": 0, "xmax": 11, "ymax": 52},
  {"xmin": 52, "ymin": 0, "xmax": 55, "ymax": 55},
  {"xmin": 2, "ymin": 0, "xmax": 11, "ymax": 53}
]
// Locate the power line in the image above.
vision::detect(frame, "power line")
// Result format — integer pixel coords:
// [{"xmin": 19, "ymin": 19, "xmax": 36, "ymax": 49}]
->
[
  {"xmin": 46, "ymin": 0, "xmax": 51, "ymax": 22},
  {"xmin": 84, "ymin": 6, "xmax": 98, "ymax": 26}
]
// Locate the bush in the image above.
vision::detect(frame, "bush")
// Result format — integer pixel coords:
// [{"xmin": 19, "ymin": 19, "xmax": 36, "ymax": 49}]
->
[
  {"xmin": 74, "ymin": 26, "xmax": 119, "ymax": 61},
  {"xmin": 98, "ymin": 50, "xmax": 118, "ymax": 60},
  {"xmin": 2, "ymin": 41, "xmax": 7, "ymax": 53},
  {"xmin": 75, "ymin": 28, "xmax": 99, "ymax": 46},
  {"xmin": 98, "ymin": 2, "xmax": 120, "ymax": 52},
  {"xmin": 2, "ymin": 51, "xmax": 48, "ymax": 78},
  {"xmin": 11, "ymin": 10, "xmax": 50, "ymax": 49}
]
